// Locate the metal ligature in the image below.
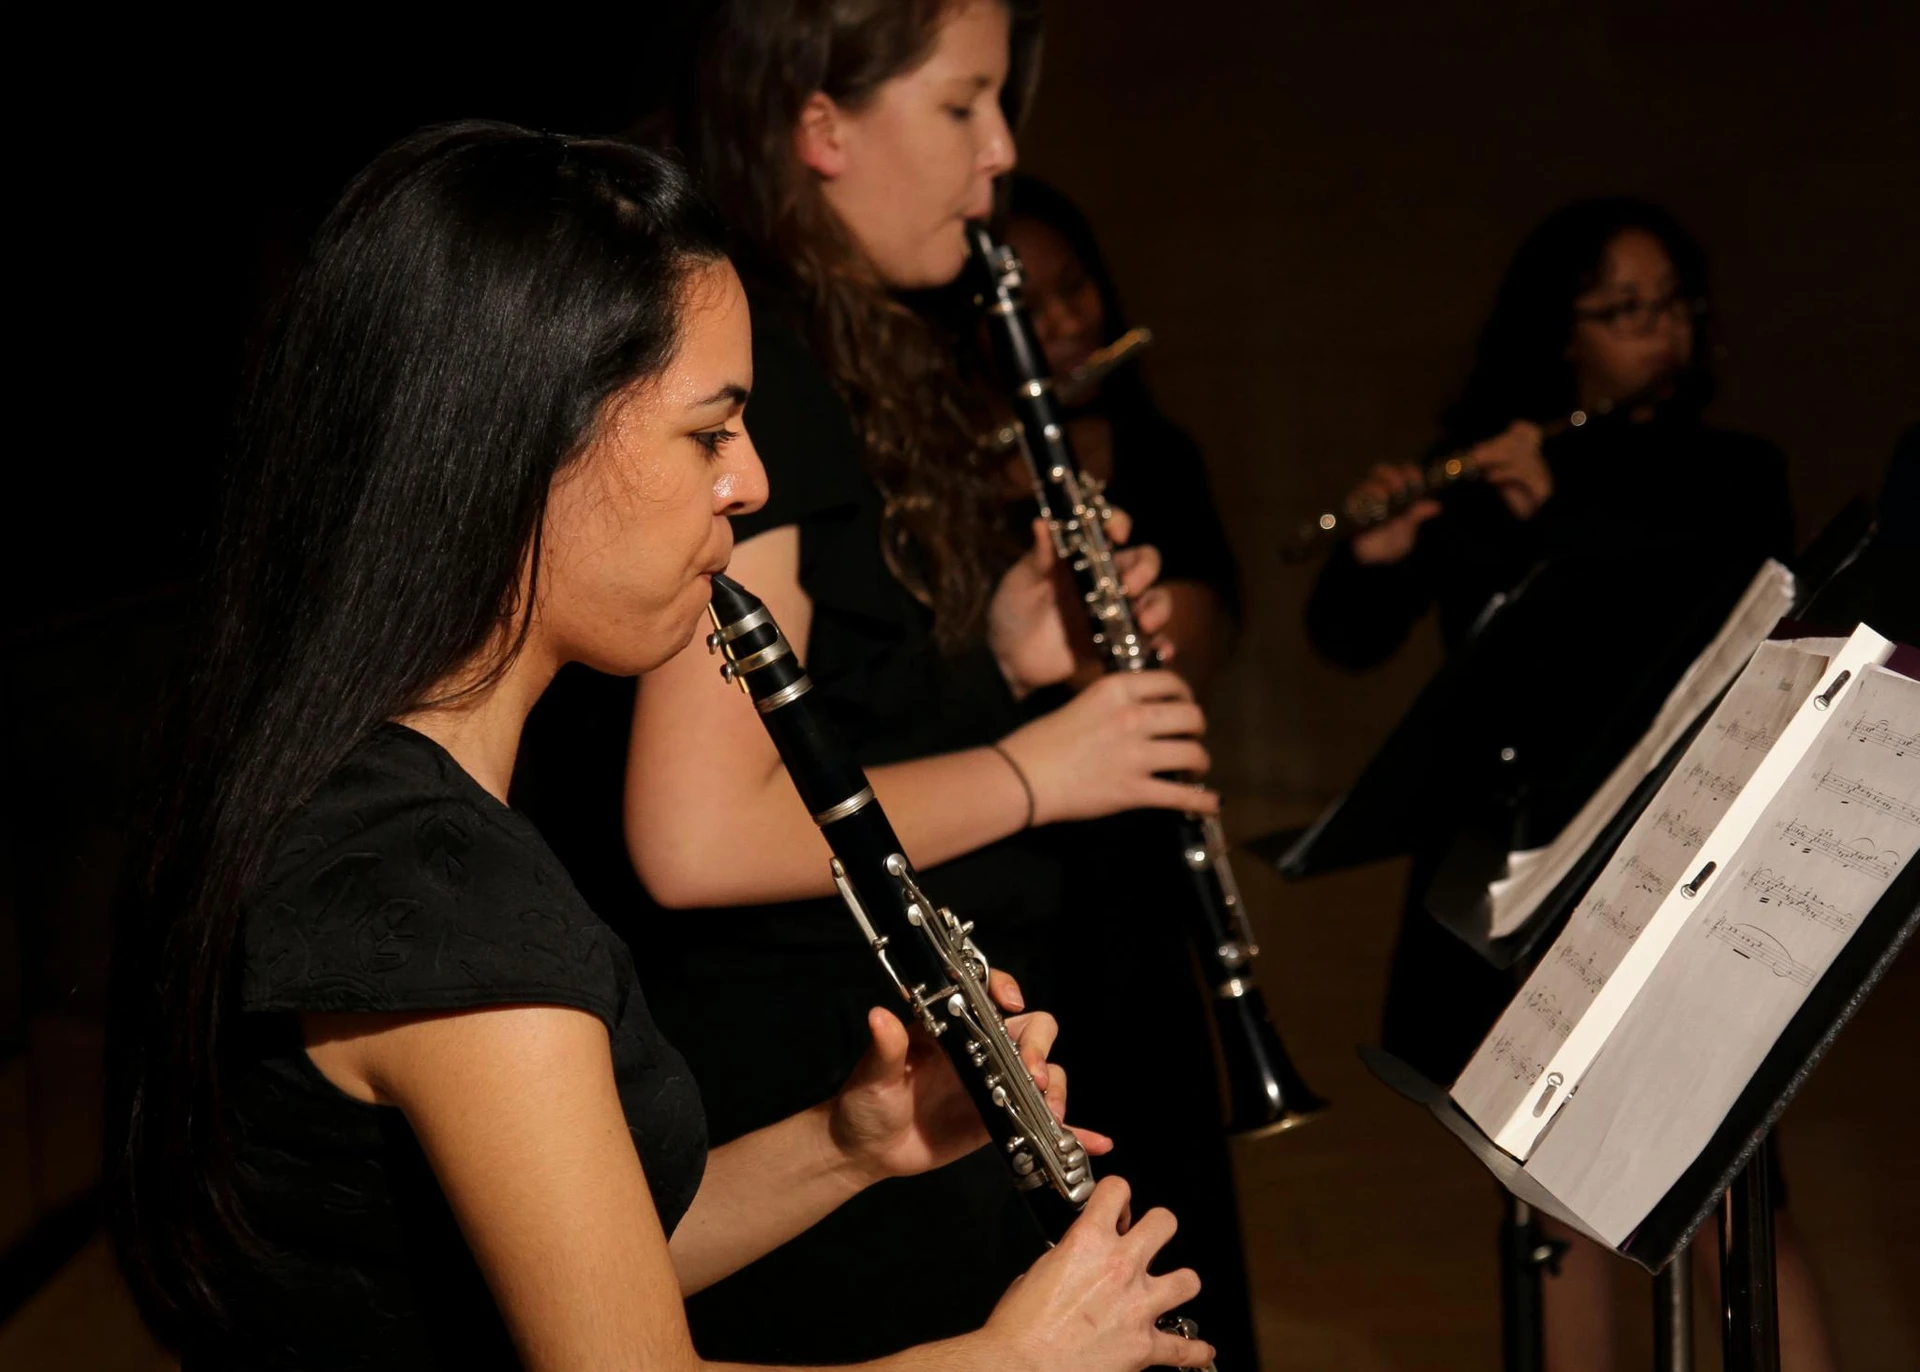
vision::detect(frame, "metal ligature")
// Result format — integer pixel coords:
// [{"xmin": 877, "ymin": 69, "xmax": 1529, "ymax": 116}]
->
[
  {"xmin": 706, "ymin": 574, "xmax": 1216, "ymax": 1369},
  {"xmin": 963, "ymin": 222, "xmax": 1326, "ymax": 1139},
  {"xmin": 1277, "ymin": 383, "xmax": 1670, "ymax": 563}
]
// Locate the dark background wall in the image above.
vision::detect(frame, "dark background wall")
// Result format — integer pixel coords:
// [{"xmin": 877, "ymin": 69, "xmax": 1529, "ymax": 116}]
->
[
  {"xmin": 4, "ymin": 2, "xmax": 1916, "ymax": 1357},
  {"xmin": 1011, "ymin": 1, "xmax": 1919, "ymax": 796}
]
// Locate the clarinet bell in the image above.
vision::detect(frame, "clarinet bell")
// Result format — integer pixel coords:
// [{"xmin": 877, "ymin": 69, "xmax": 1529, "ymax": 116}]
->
[{"xmin": 1214, "ymin": 984, "xmax": 1327, "ymax": 1138}]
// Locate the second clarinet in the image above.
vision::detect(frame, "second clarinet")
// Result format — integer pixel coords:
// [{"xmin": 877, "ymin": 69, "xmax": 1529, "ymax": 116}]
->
[{"xmin": 963, "ymin": 221, "xmax": 1325, "ymax": 1139}]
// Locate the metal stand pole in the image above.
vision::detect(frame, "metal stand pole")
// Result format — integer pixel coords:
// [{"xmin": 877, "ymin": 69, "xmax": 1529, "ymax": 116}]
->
[
  {"xmin": 1499, "ymin": 1193, "xmax": 1566, "ymax": 1372},
  {"xmin": 1653, "ymin": 1247, "xmax": 1693, "ymax": 1372},
  {"xmin": 1720, "ymin": 1134, "xmax": 1781, "ymax": 1372}
]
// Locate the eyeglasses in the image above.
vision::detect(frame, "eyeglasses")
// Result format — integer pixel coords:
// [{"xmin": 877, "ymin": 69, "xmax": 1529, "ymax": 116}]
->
[{"xmin": 1573, "ymin": 290, "xmax": 1708, "ymax": 337}]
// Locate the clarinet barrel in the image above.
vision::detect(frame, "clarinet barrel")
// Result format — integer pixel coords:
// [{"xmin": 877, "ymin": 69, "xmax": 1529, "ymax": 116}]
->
[{"xmin": 963, "ymin": 220, "xmax": 1325, "ymax": 1137}]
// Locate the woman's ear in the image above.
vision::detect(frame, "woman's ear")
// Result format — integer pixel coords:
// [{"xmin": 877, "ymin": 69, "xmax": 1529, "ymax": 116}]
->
[{"xmin": 793, "ymin": 91, "xmax": 848, "ymax": 179}]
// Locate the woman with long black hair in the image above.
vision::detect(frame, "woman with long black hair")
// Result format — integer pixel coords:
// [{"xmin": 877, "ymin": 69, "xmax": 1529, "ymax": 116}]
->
[
  {"xmin": 1305, "ymin": 198, "xmax": 1836, "ymax": 1371},
  {"xmin": 523, "ymin": 2, "xmax": 1244, "ymax": 1366},
  {"xmin": 105, "ymin": 120, "xmax": 1210, "ymax": 1371}
]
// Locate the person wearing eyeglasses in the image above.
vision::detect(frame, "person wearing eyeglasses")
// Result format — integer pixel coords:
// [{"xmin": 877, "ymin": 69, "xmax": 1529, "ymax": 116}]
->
[
  {"xmin": 1308, "ymin": 197, "xmax": 1790, "ymax": 662},
  {"xmin": 1305, "ymin": 201, "xmax": 1838, "ymax": 1370}
]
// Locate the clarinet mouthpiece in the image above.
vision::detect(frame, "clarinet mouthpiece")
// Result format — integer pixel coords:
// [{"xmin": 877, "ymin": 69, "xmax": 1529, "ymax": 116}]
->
[{"xmin": 708, "ymin": 571, "xmax": 761, "ymax": 625}]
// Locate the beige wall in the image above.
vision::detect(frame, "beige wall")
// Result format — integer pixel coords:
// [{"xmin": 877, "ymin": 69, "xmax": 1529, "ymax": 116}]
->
[{"xmin": 1015, "ymin": 2, "xmax": 1920, "ymax": 800}]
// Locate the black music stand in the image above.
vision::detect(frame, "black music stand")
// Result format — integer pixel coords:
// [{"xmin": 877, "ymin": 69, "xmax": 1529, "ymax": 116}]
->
[
  {"xmin": 1363, "ymin": 852, "xmax": 1920, "ymax": 1372},
  {"xmin": 1414, "ymin": 501, "xmax": 1880, "ymax": 970}
]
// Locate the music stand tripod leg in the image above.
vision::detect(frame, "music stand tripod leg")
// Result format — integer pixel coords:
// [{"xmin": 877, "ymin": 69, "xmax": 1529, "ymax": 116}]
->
[
  {"xmin": 1720, "ymin": 1133, "xmax": 1781, "ymax": 1372},
  {"xmin": 1654, "ymin": 1247, "xmax": 1694, "ymax": 1372},
  {"xmin": 1499, "ymin": 1193, "xmax": 1566, "ymax": 1372}
]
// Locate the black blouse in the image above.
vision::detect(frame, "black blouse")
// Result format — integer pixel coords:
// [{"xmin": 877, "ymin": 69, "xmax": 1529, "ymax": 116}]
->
[{"xmin": 204, "ymin": 723, "xmax": 706, "ymax": 1371}]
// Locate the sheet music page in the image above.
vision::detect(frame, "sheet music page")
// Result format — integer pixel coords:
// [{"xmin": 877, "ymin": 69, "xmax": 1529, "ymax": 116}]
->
[
  {"xmin": 1524, "ymin": 664, "xmax": 1919, "ymax": 1245},
  {"xmin": 1484, "ymin": 561, "xmax": 1795, "ymax": 939},
  {"xmin": 1452, "ymin": 640, "xmax": 1831, "ymax": 1133}
]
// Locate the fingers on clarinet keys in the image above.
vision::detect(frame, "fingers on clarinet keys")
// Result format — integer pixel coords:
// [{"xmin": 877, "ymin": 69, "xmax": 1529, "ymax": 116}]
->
[
  {"xmin": 991, "ymin": 1178, "xmax": 1213, "ymax": 1372},
  {"xmin": 1001, "ymin": 672, "xmax": 1217, "ymax": 825}
]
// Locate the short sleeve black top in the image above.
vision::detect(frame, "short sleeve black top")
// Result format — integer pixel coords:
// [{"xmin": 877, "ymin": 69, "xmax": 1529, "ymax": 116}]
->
[{"xmin": 204, "ymin": 723, "xmax": 706, "ymax": 1371}]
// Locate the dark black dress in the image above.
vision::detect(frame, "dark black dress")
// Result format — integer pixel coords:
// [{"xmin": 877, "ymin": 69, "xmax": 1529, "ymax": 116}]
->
[
  {"xmin": 1305, "ymin": 415, "xmax": 1795, "ymax": 1083},
  {"xmin": 201, "ymin": 723, "xmax": 706, "ymax": 1371}
]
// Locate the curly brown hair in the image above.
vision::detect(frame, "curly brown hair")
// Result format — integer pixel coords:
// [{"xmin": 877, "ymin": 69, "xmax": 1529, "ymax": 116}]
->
[{"xmin": 686, "ymin": 0, "xmax": 1041, "ymax": 649}]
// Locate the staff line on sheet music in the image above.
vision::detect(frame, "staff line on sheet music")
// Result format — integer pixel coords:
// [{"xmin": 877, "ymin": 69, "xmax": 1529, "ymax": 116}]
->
[
  {"xmin": 1682, "ymin": 762, "xmax": 1741, "ymax": 803},
  {"xmin": 1778, "ymin": 819, "xmax": 1903, "ymax": 881},
  {"xmin": 1743, "ymin": 866, "xmax": 1854, "ymax": 933},
  {"xmin": 1816, "ymin": 767, "xmax": 1920, "ymax": 827},
  {"xmin": 1707, "ymin": 915, "xmax": 1816, "ymax": 987},
  {"xmin": 1653, "ymin": 807, "xmax": 1708, "ymax": 848},
  {"xmin": 1847, "ymin": 716, "xmax": 1915, "ymax": 756}
]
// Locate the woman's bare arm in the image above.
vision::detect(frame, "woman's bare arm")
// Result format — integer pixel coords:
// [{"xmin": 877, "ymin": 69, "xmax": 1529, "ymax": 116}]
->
[
  {"xmin": 627, "ymin": 526, "xmax": 1217, "ymax": 909},
  {"xmin": 304, "ymin": 1004, "xmax": 1207, "ymax": 1371},
  {"xmin": 305, "ymin": 1005, "xmax": 991, "ymax": 1371},
  {"xmin": 626, "ymin": 527, "xmax": 1031, "ymax": 907}
]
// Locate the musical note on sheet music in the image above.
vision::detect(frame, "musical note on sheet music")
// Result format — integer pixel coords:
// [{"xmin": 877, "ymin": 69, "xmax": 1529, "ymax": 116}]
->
[
  {"xmin": 1682, "ymin": 762, "xmax": 1742, "ymax": 803},
  {"xmin": 1652, "ymin": 807, "xmax": 1707, "ymax": 848},
  {"xmin": 1589, "ymin": 895, "xmax": 1642, "ymax": 941},
  {"xmin": 1776, "ymin": 820, "xmax": 1902, "ymax": 881},
  {"xmin": 1849, "ymin": 717, "xmax": 1915, "ymax": 756},
  {"xmin": 1743, "ymin": 866, "xmax": 1853, "ymax": 932},
  {"xmin": 1707, "ymin": 916, "xmax": 1815, "ymax": 987},
  {"xmin": 1816, "ymin": 767, "xmax": 1920, "ymax": 827},
  {"xmin": 1523, "ymin": 987, "xmax": 1575, "ymax": 1039},
  {"xmin": 1487, "ymin": 1032, "xmax": 1548, "ymax": 1085},
  {"xmin": 1722, "ymin": 721, "xmax": 1777, "ymax": 752},
  {"xmin": 1621, "ymin": 855, "xmax": 1668, "ymax": 895},
  {"xmin": 1555, "ymin": 943, "xmax": 1606, "ymax": 993}
]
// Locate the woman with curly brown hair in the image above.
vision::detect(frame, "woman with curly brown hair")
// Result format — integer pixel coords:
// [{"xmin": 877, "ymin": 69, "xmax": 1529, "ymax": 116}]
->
[{"xmin": 542, "ymin": 1, "xmax": 1230, "ymax": 1364}]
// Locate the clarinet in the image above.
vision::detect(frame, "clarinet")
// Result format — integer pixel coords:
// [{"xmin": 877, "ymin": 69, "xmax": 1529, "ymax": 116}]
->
[
  {"xmin": 962, "ymin": 221, "xmax": 1326, "ymax": 1139},
  {"xmin": 705, "ymin": 573, "xmax": 1215, "ymax": 1369}
]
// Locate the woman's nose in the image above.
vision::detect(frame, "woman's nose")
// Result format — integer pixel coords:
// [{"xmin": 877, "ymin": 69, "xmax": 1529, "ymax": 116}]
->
[
  {"xmin": 720, "ymin": 435, "xmax": 770, "ymax": 516},
  {"xmin": 979, "ymin": 110, "xmax": 1017, "ymax": 178}
]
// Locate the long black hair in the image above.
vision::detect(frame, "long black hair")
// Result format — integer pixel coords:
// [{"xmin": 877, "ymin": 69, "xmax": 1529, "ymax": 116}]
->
[
  {"xmin": 1440, "ymin": 197, "xmax": 1715, "ymax": 450},
  {"xmin": 105, "ymin": 120, "xmax": 726, "ymax": 1342}
]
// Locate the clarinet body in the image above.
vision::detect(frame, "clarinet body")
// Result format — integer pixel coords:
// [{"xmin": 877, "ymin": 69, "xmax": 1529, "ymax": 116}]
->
[
  {"xmin": 963, "ymin": 221, "xmax": 1325, "ymax": 1138},
  {"xmin": 705, "ymin": 573, "xmax": 1215, "ymax": 1367}
]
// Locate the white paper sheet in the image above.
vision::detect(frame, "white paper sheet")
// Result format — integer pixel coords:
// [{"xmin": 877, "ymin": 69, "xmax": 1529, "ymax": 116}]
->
[
  {"xmin": 1524, "ymin": 665, "xmax": 1919, "ymax": 1244},
  {"xmin": 1460, "ymin": 623, "xmax": 1894, "ymax": 1158},
  {"xmin": 1452, "ymin": 639, "xmax": 1829, "ymax": 1129},
  {"xmin": 1483, "ymin": 562, "xmax": 1796, "ymax": 939}
]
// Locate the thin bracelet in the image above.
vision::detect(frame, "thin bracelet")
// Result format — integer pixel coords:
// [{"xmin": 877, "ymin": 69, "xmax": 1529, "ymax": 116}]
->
[{"xmin": 990, "ymin": 743, "xmax": 1037, "ymax": 830}]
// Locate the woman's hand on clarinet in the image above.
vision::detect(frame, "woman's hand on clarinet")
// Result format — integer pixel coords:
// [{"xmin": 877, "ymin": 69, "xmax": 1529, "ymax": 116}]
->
[
  {"xmin": 998, "ymin": 669, "xmax": 1218, "ymax": 823},
  {"xmin": 989, "ymin": 508, "xmax": 1173, "ymax": 699},
  {"xmin": 979, "ymin": 1176, "xmax": 1215, "ymax": 1371},
  {"xmin": 1348, "ymin": 462, "xmax": 1442, "ymax": 566},
  {"xmin": 827, "ymin": 969, "xmax": 1111, "ymax": 1184},
  {"xmin": 1471, "ymin": 419, "xmax": 1551, "ymax": 520}
]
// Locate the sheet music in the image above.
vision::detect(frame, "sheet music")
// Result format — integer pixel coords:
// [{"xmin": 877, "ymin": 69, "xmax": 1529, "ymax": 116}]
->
[
  {"xmin": 1524, "ymin": 664, "xmax": 1919, "ymax": 1245},
  {"xmin": 1452, "ymin": 640, "xmax": 1830, "ymax": 1128},
  {"xmin": 1483, "ymin": 562, "xmax": 1795, "ymax": 939}
]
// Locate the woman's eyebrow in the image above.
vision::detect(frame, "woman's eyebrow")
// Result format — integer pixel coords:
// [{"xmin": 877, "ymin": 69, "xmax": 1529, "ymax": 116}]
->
[{"xmin": 694, "ymin": 383, "xmax": 750, "ymax": 409}]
